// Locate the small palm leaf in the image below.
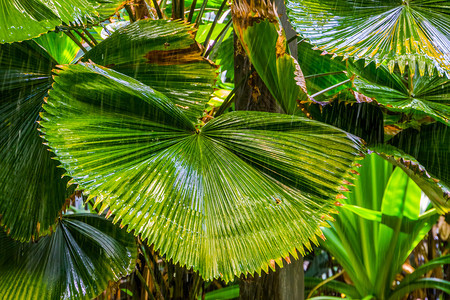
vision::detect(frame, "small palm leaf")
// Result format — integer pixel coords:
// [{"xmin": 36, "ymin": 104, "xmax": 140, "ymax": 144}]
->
[
  {"xmin": 83, "ymin": 20, "xmax": 217, "ymax": 122},
  {"xmin": 0, "ymin": 213, "xmax": 137, "ymax": 300},
  {"xmin": 233, "ymin": 0, "xmax": 310, "ymax": 114},
  {"xmin": 0, "ymin": 41, "xmax": 72, "ymax": 241},
  {"xmin": 40, "ymin": 62, "xmax": 364, "ymax": 281},
  {"xmin": 0, "ymin": 0, "xmax": 99, "ymax": 43},
  {"xmin": 287, "ymin": 0, "xmax": 450, "ymax": 76},
  {"xmin": 348, "ymin": 60, "xmax": 449, "ymax": 124}
]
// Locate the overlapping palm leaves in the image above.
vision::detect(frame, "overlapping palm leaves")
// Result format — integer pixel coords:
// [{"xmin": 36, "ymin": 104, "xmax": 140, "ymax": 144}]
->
[
  {"xmin": 0, "ymin": 0, "xmax": 447, "ymax": 295},
  {"xmin": 82, "ymin": 20, "xmax": 218, "ymax": 121},
  {"xmin": 233, "ymin": 0, "xmax": 310, "ymax": 114},
  {"xmin": 0, "ymin": 41, "xmax": 137, "ymax": 296},
  {"xmin": 348, "ymin": 60, "xmax": 449, "ymax": 125},
  {"xmin": 1, "ymin": 16, "xmax": 365, "ymax": 285}
]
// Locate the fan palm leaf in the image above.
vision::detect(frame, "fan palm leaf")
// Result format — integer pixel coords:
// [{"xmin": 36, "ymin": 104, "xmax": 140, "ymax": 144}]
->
[
  {"xmin": 40, "ymin": 62, "xmax": 364, "ymax": 281},
  {"xmin": 287, "ymin": 0, "xmax": 450, "ymax": 76},
  {"xmin": 0, "ymin": 213, "xmax": 137, "ymax": 300}
]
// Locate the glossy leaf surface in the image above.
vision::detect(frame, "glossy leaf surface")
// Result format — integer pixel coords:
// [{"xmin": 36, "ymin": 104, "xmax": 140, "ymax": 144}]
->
[
  {"xmin": 41, "ymin": 62, "xmax": 364, "ymax": 281},
  {"xmin": 287, "ymin": 0, "xmax": 450, "ymax": 76},
  {"xmin": 233, "ymin": 1, "xmax": 310, "ymax": 114},
  {"xmin": 83, "ymin": 20, "xmax": 217, "ymax": 121},
  {"xmin": 0, "ymin": 0, "xmax": 98, "ymax": 43},
  {"xmin": 349, "ymin": 60, "xmax": 450, "ymax": 124},
  {"xmin": 0, "ymin": 213, "xmax": 137, "ymax": 300},
  {"xmin": 0, "ymin": 41, "xmax": 71, "ymax": 241}
]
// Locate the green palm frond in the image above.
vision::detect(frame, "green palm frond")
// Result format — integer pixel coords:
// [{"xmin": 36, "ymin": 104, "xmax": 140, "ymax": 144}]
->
[
  {"xmin": 0, "ymin": 41, "xmax": 72, "ymax": 241},
  {"xmin": 40, "ymin": 62, "xmax": 364, "ymax": 281},
  {"xmin": 348, "ymin": 60, "xmax": 449, "ymax": 124},
  {"xmin": 0, "ymin": 213, "xmax": 137, "ymax": 300},
  {"xmin": 287, "ymin": 0, "xmax": 450, "ymax": 76},
  {"xmin": 83, "ymin": 20, "xmax": 218, "ymax": 122}
]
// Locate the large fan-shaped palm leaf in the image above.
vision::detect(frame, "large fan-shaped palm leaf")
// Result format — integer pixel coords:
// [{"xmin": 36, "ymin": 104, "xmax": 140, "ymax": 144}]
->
[
  {"xmin": 286, "ymin": 0, "xmax": 450, "ymax": 76},
  {"xmin": 0, "ymin": 213, "xmax": 137, "ymax": 300},
  {"xmin": 0, "ymin": 41, "xmax": 72, "ymax": 241},
  {"xmin": 40, "ymin": 62, "xmax": 364, "ymax": 281}
]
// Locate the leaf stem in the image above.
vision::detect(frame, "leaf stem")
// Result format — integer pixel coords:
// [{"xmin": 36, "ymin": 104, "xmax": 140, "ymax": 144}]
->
[
  {"xmin": 194, "ymin": 0, "xmax": 209, "ymax": 28},
  {"xmin": 305, "ymin": 71, "xmax": 345, "ymax": 79},
  {"xmin": 307, "ymin": 269, "xmax": 345, "ymax": 298},
  {"xmin": 204, "ymin": 19, "xmax": 232, "ymax": 58},
  {"xmin": 152, "ymin": 0, "xmax": 164, "ymax": 19},
  {"xmin": 82, "ymin": 28, "xmax": 98, "ymax": 45},
  {"xmin": 202, "ymin": 0, "xmax": 228, "ymax": 50},
  {"xmin": 310, "ymin": 79, "xmax": 351, "ymax": 99},
  {"xmin": 73, "ymin": 29, "xmax": 95, "ymax": 48},
  {"xmin": 187, "ymin": 0, "xmax": 197, "ymax": 23},
  {"xmin": 64, "ymin": 31, "xmax": 88, "ymax": 54}
]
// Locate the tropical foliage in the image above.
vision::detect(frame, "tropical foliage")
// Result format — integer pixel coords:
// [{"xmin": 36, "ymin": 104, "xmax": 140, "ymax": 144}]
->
[
  {"xmin": 0, "ymin": 0, "xmax": 448, "ymax": 298},
  {"xmin": 305, "ymin": 154, "xmax": 450, "ymax": 298}
]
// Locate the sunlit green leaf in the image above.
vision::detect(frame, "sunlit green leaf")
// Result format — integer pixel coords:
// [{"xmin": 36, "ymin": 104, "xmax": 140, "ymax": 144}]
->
[
  {"xmin": 0, "ymin": 40, "xmax": 71, "ymax": 241},
  {"xmin": 40, "ymin": 62, "xmax": 364, "ymax": 281},
  {"xmin": 287, "ymin": 0, "xmax": 450, "ymax": 76},
  {"xmin": 83, "ymin": 19, "xmax": 217, "ymax": 121},
  {"xmin": 215, "ymin": 34, "xmax": 234, "ymax": 81},
  {"xmin": 34, "ymin": 31, "xmax": 81, "ymax": 64},
  {"xmin": 397, "ymin": 254, "xmax": 450, "ymax": 288},
  {"xmin": 0, "ymin": 213, "xmax": 137, "ymax": 300},
  {"xmin": 0, "ymin": 0, "xmax": 98, "ymax": 43},
  {"xmin": 372, "ymin": 123, "xmax": 450, "ymax": 213},
  {"xmin": 94, "ymin": 0, "xmax": 126, "ymax": 19}
]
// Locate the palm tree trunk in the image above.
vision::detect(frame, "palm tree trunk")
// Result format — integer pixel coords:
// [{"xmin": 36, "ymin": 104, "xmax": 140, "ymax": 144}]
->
[{"xmin": 233, "ymin": 0, "xmax": 304, "ymax": 298}]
